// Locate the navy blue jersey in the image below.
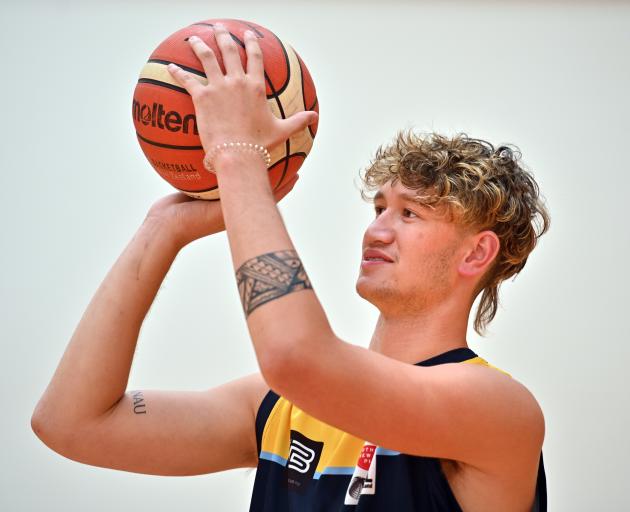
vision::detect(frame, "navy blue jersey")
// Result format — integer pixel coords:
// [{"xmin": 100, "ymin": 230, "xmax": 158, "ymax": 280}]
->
[{"xmin": 250, "ymin": 347, "xmax": 547, "ymax": 511}]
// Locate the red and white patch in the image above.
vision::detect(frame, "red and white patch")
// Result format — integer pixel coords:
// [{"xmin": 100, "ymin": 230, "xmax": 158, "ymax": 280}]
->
[{"xmin": 344, "ymin": 442, "xmax": 377, "ymax": 505}]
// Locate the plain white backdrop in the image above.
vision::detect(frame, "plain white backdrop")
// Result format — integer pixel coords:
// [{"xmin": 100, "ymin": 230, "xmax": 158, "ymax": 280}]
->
[{"xmin": 2, "ymin": 0, "xmax": 629, "ymax": 510}]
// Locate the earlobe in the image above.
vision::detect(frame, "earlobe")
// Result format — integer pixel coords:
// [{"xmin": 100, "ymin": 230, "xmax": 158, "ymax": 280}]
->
[{"xmin": 459, "ymin": 231, "xmax": 500, "ymax": 277}]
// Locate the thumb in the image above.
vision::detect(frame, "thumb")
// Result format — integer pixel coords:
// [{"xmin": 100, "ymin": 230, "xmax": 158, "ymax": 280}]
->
[{"xmin": 282, "ymin": 110, "xmax": 319, "ymax": 138}]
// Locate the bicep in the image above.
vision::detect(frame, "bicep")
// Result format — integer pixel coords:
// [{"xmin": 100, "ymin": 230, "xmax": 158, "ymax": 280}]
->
[{"xmin": 51, "ymin": 373, "xmax": 269, "ymax": 476}]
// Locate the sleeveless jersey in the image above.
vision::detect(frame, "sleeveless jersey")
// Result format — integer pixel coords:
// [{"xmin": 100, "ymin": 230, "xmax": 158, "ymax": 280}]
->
[{"xmin": 249, "ymin": 347, "xmax": 547, "ymax": 511}]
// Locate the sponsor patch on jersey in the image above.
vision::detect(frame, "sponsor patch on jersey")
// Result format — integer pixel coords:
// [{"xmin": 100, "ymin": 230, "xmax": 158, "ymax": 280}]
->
[
  {"xmin": 286, "ymin": 430, "xmax": 324, "ymax": 493},
  {"xmin": 344, "ymin": 442, "xmax": 377, "ymax": 505}
]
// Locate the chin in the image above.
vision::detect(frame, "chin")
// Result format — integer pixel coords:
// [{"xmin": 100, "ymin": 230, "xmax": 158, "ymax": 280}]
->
[
  {"xmin": 357, "ymin": 277, "xmax": 436, "ymax": 316},
  {"xmin": 355, "ymin": 274, "xmax": 373, "ymax": 300},
  {"xmin": 356, "ymin": 276, "xmax": 399, "ymax": 306}
]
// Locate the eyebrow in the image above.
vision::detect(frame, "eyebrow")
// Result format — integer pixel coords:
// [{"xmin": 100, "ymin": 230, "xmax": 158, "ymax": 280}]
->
[{"xmin": 373, "ymin": 190, "xmax": 426, "ymax": 205}]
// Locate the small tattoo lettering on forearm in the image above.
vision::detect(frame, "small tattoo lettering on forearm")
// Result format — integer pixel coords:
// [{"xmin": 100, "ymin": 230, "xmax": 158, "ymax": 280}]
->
[
  {"xmin": 131, "ymin": 390, "xmax": 147, "ymax": 414},
  {"xmin": 236, "ymin": 250, "xmax": 313, "ymax": 317}
]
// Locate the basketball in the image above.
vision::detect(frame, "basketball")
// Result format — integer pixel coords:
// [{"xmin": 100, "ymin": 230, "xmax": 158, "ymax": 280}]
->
[{"xmin": 132, "ymin": 19, "xmax": 319, "ymax": 200}]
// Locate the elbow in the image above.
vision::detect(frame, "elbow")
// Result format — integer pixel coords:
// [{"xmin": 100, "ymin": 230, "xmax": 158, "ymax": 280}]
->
[
  {"xmin": 30, "ymin": 404, "xmax": 77, "ymax": 457},
  {"xmin": 256, "ymin": 332, "xmax": 339, "ymax": 397},
  {"xmin": 31, "ymin": 410, "xmax": 60, "ymax": 453},
  {"xmin": 30, "ymin": 411, "xmax": 45, "ymax": 443},
  {"xmin": 31, "ymin": 399, "xmax": 51, "ymax": 445},
  {"xmin": 256, "ymin": 338, "xmax": 302, "ymax": 394},
  {"xmin": 31, "ymin": 414, "xmax": 87, "ymax": 465}
]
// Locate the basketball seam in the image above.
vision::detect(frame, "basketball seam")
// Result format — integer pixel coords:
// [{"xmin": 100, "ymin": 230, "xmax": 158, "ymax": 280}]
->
[
  {"xmin": 136, "ymin": 133, "xmax": 203, "ymax": 150},
  {"xmin": 137, "ymin": 78, "xmax": 189, "ymax": 96},
  {"xmin": 147, "ymin": 58, "xmax": 205, "ymax": 77}
]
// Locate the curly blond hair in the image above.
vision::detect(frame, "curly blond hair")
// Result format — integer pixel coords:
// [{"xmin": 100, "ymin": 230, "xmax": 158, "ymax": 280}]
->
[{"xmin": 360, "ymin": 130, "xmax": 550, "ymax": 335}]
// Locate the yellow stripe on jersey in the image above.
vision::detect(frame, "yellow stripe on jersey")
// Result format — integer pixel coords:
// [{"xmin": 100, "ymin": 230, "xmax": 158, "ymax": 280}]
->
[{"xmin": 464, "ymin": 356, "xmax": 512, "ymax": 377}]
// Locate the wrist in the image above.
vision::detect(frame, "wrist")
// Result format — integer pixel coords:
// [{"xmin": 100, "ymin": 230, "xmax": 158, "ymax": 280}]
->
[
  {"xmin": 213, "ymin": 151, "xmax": 273, "ymax": 195},
  {"xmin": 204, "ymin": 141, "xmax": 272, "ymax": 174},
  {"xmin": 140, "ymin": 213, "xmax": 187, "ymax": 253}
]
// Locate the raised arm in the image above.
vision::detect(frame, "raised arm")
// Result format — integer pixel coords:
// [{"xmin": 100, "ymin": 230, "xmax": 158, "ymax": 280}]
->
[
  {"xmin": 31, "ymin": 184, "xmax": 296, "ymax": 475},
  {"xmin": 32, "ymin": 202, "xmax": 184, "ymax": 433}
]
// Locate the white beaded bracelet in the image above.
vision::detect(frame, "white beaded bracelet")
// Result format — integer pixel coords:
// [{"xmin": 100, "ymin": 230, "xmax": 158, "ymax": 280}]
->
[{"xmin": 203, "ymin": 142, "xmax": 272, "ymax": 173}]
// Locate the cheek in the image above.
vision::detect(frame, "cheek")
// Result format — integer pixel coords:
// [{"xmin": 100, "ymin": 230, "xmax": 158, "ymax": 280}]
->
[
  {"xmin": 432, "ymin": 243, "xmax": 461, "ymax": 283},
  {"xmin": 398, "ymin": 230, "xmax": 457, "ymax": 276},
  {"xmin": 397, "ymin": 229, "xmax": 426, "ymax": 261}
]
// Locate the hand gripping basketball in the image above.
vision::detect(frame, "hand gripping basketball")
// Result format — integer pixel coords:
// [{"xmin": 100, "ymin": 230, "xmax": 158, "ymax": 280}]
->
[{"xmin": 167, "ymin": 24, "xmax": 318, "ymax": 161}]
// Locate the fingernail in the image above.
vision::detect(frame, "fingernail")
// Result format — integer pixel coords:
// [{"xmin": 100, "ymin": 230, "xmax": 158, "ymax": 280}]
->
[{"xmin": 189, "ymin": 35, "xmax": 199, "ymax": 41}]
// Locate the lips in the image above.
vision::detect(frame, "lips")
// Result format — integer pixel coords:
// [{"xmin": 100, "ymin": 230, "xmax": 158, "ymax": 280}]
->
[{"xmin": 362, "ymin": 248, "xmax": 394, "ymax": 262}]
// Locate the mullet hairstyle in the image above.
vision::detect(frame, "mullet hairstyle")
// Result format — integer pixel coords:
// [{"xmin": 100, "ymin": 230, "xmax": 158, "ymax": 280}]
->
[{"xmin": 360, "ymin": 130, "xmax": 550, "ymax": 335}]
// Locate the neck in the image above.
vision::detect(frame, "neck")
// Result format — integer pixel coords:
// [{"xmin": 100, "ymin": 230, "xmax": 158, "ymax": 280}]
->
[{"xmin": 368, "ymin": 298, "xmax": 471, "ymax": 364}]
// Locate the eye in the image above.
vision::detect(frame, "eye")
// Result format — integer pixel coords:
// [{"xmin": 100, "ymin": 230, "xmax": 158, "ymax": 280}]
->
[
  {"xmin": 374, "ymin": 205, "xmax": 385, "ymax": 216},
  {"xmin": 402, "ymin": 208, "xmax": 418, "ymax": 218}
]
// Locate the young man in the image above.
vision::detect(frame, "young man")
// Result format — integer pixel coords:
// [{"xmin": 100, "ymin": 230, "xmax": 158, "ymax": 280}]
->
[{"xmin": 32, "ymin": 25, "xmax": 549, "ymax": 511}]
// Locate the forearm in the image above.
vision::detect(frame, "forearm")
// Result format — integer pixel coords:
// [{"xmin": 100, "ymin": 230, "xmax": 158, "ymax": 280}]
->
[
  {"xmin": 217, "ymin": 154, "xmax": 293, "ymax": 264},
  {"xmin": 216, "ymin": 153, "xmax": 336, "ymax": 376},
  {"xmin": 163, "ymin": 23, "xmax": 325, "ymax": 389},
  {"xmin": 33, "ymin": 216, "xmax": 181, "ymax": 428}
]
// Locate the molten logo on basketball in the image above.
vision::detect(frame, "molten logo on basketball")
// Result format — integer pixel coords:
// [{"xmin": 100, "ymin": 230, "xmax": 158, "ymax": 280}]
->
[{"xmin": 132, "ymin": 99, "xmax": 199, "ymax": 135}]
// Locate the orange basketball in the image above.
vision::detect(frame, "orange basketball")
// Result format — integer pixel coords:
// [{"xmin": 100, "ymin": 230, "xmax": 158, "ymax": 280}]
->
[{"xmin": 132, "ymin": 19, "xmax": 319, "ymax": 200}]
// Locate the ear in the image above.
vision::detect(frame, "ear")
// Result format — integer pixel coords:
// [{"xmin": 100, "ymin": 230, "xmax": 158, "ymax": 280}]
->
[{"xmin": 458, "ymin": 230, "xmax": 500, "ymax": 278}]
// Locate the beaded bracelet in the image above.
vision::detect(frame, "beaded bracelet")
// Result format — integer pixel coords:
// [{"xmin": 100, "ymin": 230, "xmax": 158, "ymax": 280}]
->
[{"xmin": 203, "ymin": 142, "xmax": 272, "ymax": 173}]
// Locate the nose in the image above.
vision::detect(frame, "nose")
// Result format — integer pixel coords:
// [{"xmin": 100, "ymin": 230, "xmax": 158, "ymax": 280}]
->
[{"xmin": 363, "ymin": 210, "xmax": 395, "ymax": 247}]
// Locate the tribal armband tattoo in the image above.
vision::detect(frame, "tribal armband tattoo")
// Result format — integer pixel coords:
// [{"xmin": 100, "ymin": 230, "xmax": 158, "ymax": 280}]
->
[{"xmin": 236, "ymin": 250, "xmax": 313, "ymax": 317}]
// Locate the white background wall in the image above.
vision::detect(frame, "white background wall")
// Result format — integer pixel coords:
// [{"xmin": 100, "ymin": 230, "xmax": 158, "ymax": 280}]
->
[{"xmin": 2, "ymin": 0, "xmax": 629, "ymax": 510}]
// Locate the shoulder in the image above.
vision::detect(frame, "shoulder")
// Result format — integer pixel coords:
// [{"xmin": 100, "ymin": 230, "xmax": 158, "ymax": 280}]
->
[
  {"xmin": 464, "ymin": 356, "xmax": 543, "ymax": 429},
  {"xmin": 452, "ymin": 357, "xmax": 545, "ymax": 470},
  {"xmin": 444, "ymin": 359, "xmax": 546, "ymax": 508}
]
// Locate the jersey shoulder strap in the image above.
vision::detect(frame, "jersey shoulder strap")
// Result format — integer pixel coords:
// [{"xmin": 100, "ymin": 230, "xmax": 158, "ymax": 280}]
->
[{"xmin": 255, "ymin": 389, "xmax": 281, "ymax": 456}]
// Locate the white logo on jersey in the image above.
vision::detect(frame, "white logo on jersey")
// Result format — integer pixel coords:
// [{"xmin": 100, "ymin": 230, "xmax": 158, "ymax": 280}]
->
[{"xmin": 287, "ymin": 439, "xmax": 316, "ymax": 473}]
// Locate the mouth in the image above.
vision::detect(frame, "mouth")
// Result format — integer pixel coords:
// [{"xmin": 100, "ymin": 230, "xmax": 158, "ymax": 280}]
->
[
  {"xmin": 360, "ymin": 260, "xmax": 391, "ymax": 269},
  {"xmin": 361, "ymin": 248, "xmax": 394, "ymax": 267}
]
